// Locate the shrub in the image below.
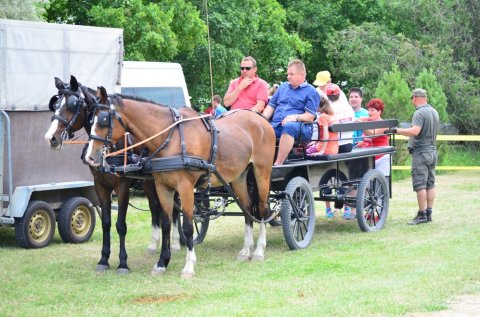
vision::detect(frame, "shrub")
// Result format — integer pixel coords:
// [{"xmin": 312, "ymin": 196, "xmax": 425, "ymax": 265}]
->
[
  {"xmin": 375, "ymin": 64, "xmax": 412, "ymax": 122},
  {"xmin": 415, "ymin": 68, "xmax": 449, "ymax": 122}
]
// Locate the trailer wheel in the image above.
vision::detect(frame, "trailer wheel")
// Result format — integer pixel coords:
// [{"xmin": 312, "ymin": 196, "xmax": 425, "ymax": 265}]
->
[
  {"xmin": 281, "ymin": 177, "xmax": 315, "ymax": 250},
  {"xmin": 356, "ymin": 169, "xmax": 389, "ymax": 232},
  {"xmin": 58, "ymin": 197, "xmax": 96, "ymax": 244},
  {"xmin": 15, "ymin": 200, "xmax": 55, "ymax": 249}
]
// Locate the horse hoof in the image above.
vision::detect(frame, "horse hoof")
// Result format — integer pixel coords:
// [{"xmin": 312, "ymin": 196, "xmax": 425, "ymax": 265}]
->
[
  {"xmin": 251, "ymin": 254, "xmax": 265, "ymax": 262},
  {"xmin": 181, "ymin": 271, "xmax": 195, "ymax": 279},
  {"xmin": 145, "ymin": 247, "xmax": 157, "ymax": 255},
  {"xmin": 237, "ymin": 254, "xmax": 251, "ymax": 262},
  {"xmin": 171, "ymin": 243, "xmax": 181, "ymax": 251},
  {"xmin": 116, "ymin": 268, "xmax": 130, "ymax": 275},
  {"xmin": 151, "ymin": 265, "xmax": 166, "ymax": 276},
  {"xmin": 95, "ymin": 264, "xmax": 110, "ymax": 273}
]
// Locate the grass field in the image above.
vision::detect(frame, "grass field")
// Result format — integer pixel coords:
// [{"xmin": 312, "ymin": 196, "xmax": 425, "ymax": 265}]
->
[{"xmin": 1, "ymin": 171, "xmax": 479, "ymax": 316}]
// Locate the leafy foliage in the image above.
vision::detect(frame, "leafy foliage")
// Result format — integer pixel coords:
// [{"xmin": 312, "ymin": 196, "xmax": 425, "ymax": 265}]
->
[
  {"xmin": 374, "ymin": 64, "xmax": 412, "ymax": 122},
  {"xmin": 0, "ymin": 0, "xmax": 45, "ymax": 20},
  {"xmin": 415, "ymin": 69, "xmax": 448, "ymax": 122},
  {"xmin": 179, "ymin": 0, "xmax": 309, "ymax": 106}
]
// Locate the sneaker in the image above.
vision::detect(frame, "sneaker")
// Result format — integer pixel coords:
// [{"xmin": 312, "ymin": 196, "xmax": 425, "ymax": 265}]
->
[
  {"xmin": 408, "ymin": 211, "xmax": 427, "ymax": 225},
  {"xmin": 426, "ymin": 209, "xmax": 432, "ymax": 222},
  {"xmin": 343, "ymin": 207, "xmax": 355, "ymax": 220},
  {"xmin": 326, "ymin": 207, "xmax": 334, "ymax": 219}
]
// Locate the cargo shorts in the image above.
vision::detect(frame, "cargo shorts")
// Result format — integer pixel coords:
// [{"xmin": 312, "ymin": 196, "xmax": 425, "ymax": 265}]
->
[{"xmin": 411, "ymin": 150, "xmax": 438, "ymax": 191}]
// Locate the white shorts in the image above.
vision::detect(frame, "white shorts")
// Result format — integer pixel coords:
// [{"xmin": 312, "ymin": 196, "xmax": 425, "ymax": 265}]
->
[{"xmin": 375, "ymin": 155, "xmax": 390, "ymax": 176}]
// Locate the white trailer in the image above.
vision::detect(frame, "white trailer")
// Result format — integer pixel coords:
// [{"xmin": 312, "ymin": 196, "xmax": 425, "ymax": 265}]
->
[{"xmin": 0, "ymin": 18, "xmax": 123, "ymax": 248}]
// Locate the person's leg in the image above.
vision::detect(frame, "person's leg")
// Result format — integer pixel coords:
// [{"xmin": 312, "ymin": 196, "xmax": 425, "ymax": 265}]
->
[
  {"xmin": 274, "ymin": 134, "xmax": 294, "ymax": 165},
  {"xmin": 426, "ymin": 187, "xmax": 435, "ymax": 209},
  {"xmin": 274, "ymin": 122, "xmax": 312, "ymax": 165},
  {"xmin": 409, "ymin": 152, "xmax": 428, "ymax": 225},
  {"xmin": 416, "ymin": 189, "xmax": 427, "ymax": 211},
  {"xmin": 425, "ymin": 150, "xmax": 437, "ymax": 222}
]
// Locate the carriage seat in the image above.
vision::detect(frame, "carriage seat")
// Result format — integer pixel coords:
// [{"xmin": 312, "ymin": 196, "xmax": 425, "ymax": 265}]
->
[{"xmin": 307, "ymin": 146, "xmax": 395, "ymax": 161}]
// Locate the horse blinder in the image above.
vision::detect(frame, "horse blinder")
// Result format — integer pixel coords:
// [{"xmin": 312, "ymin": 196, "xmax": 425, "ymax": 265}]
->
[
  {"xmin": 97, "ymin": 111, "xmax": 110, "ymax": 128},
  {"xmin": 66, "ymin": 95, "xmax": 82, "ymax": 112},
  {"xmin": 49, "ymin": 95, "xmax": 60, "ymax": 112}
]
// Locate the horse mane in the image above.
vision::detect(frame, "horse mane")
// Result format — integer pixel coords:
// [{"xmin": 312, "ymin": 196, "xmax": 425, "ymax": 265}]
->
[{"xmin": 118, "ymin": 94, "xmax": 169, "ymax": 108}]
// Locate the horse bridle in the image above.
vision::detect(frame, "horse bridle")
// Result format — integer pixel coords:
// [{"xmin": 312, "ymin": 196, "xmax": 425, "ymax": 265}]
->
[
  {"xmin": 89, "ymin": 100, "xmax": 130, "ymax": 150},
  {"xmin": 50, "ymin": 88, "xmax": 86, "ymax": 140}
]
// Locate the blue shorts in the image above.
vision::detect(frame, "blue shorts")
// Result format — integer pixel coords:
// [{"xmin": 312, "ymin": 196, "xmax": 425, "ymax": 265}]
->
[{"xmin": 272, "ymin": 122, "xmax": 313, "ymax": 142}]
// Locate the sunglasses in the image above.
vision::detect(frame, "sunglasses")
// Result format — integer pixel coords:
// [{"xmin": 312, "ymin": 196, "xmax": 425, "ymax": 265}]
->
[{"xmin": 240, "ymin": 66, "xmax": 253, "ymax": 71}]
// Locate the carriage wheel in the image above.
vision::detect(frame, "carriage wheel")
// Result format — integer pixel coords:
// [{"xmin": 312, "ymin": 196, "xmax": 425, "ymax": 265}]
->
[
  {"xmin": 15, "ymin": 200, "xmax": 56, "ymax": 249},
  {"xmin": 58, "ymin": 197, "xmax": 96, "ymax": 244},
  {"xmin": 356, "ymin": 169, "xmax": 389, "ymax": 232},
  {"xmin": 177, "ymin": 196, "xmax": 210, "ymax": 246},
  {"xmin": 281, "ymin": 177, "xmax": 315, "ymax": 250}
]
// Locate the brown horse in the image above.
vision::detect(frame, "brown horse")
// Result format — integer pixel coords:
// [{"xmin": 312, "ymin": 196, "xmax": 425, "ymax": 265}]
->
[
  {"xmin": 85, "ymin": 87, "xmax": 275, "ymax": 278},
  {"xmin": 44, "ymin": 76, "xmax": 180, "ymax": 274}
]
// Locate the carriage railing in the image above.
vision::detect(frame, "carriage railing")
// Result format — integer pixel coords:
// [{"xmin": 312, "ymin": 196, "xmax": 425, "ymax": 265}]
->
[{"xmin": 285, "ymin": 119, "xmax": 398, "ymax": 162}]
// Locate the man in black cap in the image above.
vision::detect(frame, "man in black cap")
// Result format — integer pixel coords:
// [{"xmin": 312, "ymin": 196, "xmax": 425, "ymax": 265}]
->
[{"xmin": 386, "ymin": 88, "xmax": 439, "ymax": 224}]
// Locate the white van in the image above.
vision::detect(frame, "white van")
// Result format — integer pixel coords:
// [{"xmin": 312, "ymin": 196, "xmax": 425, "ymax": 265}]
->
[{"xmin": 121, "ymin": 61, "xmax": 191, "ymax": 108}]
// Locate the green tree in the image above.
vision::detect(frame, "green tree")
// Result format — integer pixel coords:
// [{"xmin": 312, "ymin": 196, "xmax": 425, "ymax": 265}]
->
[
  {"xmin": 415, "ymin": 69, "xmax": 448, "ymax": 122},
  {"xmin": 88, "ymin": 0, "xmax": 205, "ymax": 61},
  {"xmin": 374, "ymin": 65, "xmax": 412, "ymax": 122},
  {"xmin": 0, "ymin": 0, "xmax": 45, "ymax": 20},
  {"xmin": 326, "ymin": 23, "xmax": 422, "ymax": 100},
  {"xmin": 448, "ymin": 77, "xmax": 480, "ymax": 134},
  {"xmin": 282, "ymin": 0, "xmax": 385, "ymax": 83},
  {"xmin": 181, "ymin": 0, "xmax": 309, "ymax": 103},
  {"xmin": 44, "ymin": 0, "xmax": 98, "ymax": 24}
]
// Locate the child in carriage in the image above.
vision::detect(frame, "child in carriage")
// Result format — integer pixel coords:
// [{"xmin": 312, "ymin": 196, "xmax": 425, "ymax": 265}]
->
[
  {"xmin": 305, "ymin": 90, "xmax": 341, "ymax": 219},
  {"xmin": 306, "ymin": 94, "xmax": 339, "ymax": 157}
]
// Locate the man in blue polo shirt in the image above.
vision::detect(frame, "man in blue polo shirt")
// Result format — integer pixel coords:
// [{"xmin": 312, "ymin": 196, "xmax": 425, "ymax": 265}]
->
[{"xmin": 262, "ymin": 59, "xmax": 319, "ymax": 165}]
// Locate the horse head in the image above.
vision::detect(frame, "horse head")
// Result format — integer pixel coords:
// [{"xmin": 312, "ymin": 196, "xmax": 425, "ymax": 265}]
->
[
  {"xmin": 44, "ymin": 75, "xmax": 97, "ymax": 149},
  {"xmin": 85, "ymin": 87, "xmax": 128, "ymax": 167}
]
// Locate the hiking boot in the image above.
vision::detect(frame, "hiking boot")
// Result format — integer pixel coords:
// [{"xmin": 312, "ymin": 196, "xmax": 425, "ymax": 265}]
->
[
  {"xmin": 408, "ymin": 211, "xmax": 427, "ymax": 225},
  {"xmin": 426, "ymin": 209, "xmax": 432, "ymax": 222}
]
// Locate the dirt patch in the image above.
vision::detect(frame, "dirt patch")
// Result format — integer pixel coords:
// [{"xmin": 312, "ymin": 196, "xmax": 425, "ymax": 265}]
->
[{"xmin": 408, "ymin": 294, "xmax": 480, "ymax": 316}]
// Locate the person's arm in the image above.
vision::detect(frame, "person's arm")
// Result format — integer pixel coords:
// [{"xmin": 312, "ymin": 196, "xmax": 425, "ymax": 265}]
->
[
  {"xmin": 251, "ymin": 100, "xmax": 266, "ymax": 113},
  {"xmin": 262, "ymin": 105, "xmax": 275, "ymax": 120},
  {"xmin": 364, "ymin": 127, "xmax": 388, "ymax": 136},
  {"xmin": 397, "ymin": 125, "xmax": 421, "ymax": 137},
  {"xmin": 315, "ymin": 124, "xmax": 329, "ymax": 154},
  {"xmin": 223, "ymin": 78, "xmax": 253, "ymax": 106},
  {"xmin": 281, "ymin": 111, "xmax": 315, "ymax": 125}
]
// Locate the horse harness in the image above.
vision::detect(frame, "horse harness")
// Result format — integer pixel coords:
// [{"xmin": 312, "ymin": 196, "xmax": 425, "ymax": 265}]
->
[
  {"xmin": 95, "ymin": 103, "xmax": 276, "ymax": 223},
  {"xmin": 94, "ymin": 100, "xmax": 220, "ymax": 184}
]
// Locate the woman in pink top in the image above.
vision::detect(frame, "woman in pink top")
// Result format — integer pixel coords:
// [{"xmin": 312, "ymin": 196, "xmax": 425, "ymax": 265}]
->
[{"xmin": 357, "ymin": 98, "xmax": 390, "ymax": 176}]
